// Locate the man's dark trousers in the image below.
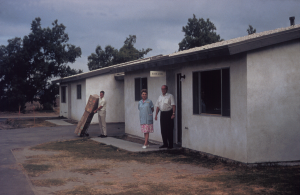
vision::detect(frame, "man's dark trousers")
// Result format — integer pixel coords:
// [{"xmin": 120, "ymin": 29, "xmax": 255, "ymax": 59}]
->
[{"xmin": 160, "ymin": 110, "xmax": 174, "ymax": 147}]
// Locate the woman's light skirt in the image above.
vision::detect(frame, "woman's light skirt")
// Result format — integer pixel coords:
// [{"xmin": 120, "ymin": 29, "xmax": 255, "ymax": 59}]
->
[{"xmin": 140, "ymin": 124, "xmax": 154, "ymax": 133}]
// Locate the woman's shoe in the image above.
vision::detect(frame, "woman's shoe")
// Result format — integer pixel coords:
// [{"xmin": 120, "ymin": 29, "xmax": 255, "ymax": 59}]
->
[{"xmin": 142, "ymin": 145, "xmax": 147, "ymax": 149}]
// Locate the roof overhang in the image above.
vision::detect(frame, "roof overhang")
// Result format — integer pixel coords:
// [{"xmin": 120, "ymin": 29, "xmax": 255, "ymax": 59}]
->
[
  {"xmin": 52, "ymin": 26, "xmax": 300, "ymax": 85},
  {"xmin": 228, "ymin": 27, "xmax": 300, "ymax": 54}
]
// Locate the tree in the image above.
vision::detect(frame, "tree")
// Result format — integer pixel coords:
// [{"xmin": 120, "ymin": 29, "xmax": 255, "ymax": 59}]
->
[
  {"xmin": 61, "ymin": 66, "xmax": 83, "ymax": 78},
  {"xmin": 0, "ymin": 17, "xmax": 82, "ymax": 111},
  {"xmin": 87, "ymin": 35, "xmax": 152, "ymax": 71},
  {"xmin": 247, "ymin": 25, "xmax": 256, "ymax": 35},
  {"xmin": 178, "ymin": 14, "xmax": 223, "ymax": 51},
  {"xmin": 115, "ymin": 35, "xmax": 152, "ymax": 64},
  {"xmin": 87, "ymin": 45, "xmax": 118, "ymax": 71},
  {"xmin": 38, "ymin": 82, "xmax": 59, "ymax": 110}
]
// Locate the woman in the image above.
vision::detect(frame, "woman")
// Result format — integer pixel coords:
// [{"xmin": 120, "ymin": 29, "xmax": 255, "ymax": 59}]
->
[{"xmin": 138, "ymin": 89, "xmax": 154, "ymax": 149}]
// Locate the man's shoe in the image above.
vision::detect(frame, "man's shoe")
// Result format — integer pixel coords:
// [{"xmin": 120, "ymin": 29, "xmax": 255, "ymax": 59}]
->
[
  {"xmin": 159, "ymin": 145, "xmax": 168, "ymax": 149},
  {"xmin": 98, "ymin": 134, "xmax": 103, "ymax": 137},
  {"xmin": 100, "ymin": 135, "xmax": 107, "ymax": 138}
]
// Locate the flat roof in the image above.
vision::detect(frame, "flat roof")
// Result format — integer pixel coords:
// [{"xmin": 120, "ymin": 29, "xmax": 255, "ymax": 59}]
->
[{"xmin": 53, "ymin": 24, "xmax": 300, "ymax": 84}]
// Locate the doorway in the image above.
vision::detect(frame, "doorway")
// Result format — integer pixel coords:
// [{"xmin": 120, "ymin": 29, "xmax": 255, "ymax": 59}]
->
[{"xmin": 176, "ymin": 73, "xmax": 183, "ymax": 144}]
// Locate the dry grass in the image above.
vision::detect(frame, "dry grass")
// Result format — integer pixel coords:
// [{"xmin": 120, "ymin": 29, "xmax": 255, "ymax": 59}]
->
[
  {"xmin": 71, "ymin": 164, "xmax": 110, "ymax": 175},
  {"xmin": 21, "ymin": 138, "xmax": 300, "ymax": 195},
  {"xmin": 54, "ymin": 182, "xmax": 220, "ymax": 195},
  {"xmin": 22, "ymin": 164, "xmax": 54, "ymax": 177},
  {"xmin": 0, "ymin": 118, "xmax": 57, "ymax": 129},
  {"xmin": 54, "ymin": 186, "xmax": 99, "ymax": 195},
  {"xmin": 30, "ymin": 138, "xmax": 226, "ymax": 167},
  {"xmin": 31, "ymin": 178, "xmax": 78, "ymax": 187}
]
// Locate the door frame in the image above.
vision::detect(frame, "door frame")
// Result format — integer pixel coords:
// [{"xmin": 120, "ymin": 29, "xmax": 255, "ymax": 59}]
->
[{"xmin": 176, "ymin": 73, "xmax": 183, "ymax": 144}]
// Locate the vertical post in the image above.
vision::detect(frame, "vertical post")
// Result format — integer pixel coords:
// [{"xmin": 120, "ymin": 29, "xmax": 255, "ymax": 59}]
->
[
  {"xmin": 177, "ymin": 73, "xmax": 182, "ymax": 144},
  {"xmin": 289, "ymin": 16, "xmax": 295, "ymax": 26}
]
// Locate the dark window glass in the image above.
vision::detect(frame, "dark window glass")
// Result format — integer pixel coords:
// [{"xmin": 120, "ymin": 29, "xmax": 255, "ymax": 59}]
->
[
  {"xmin": 135, "ymin": 78, "xmax": 141, "ymax": 101},
  {"xmin": 222, "ymin": 69, "xmax": 230, "ymax": 116},
  {"xmin": 77, "ymin": 85, "xmax": 81, "ymax": 99},
  {"xmin": 135, "ymin": 77, "xmax": 147, "ymax": 101},
  {"xmin": 192, "ymin": 68, "xmax": 230, "ymax": 117},
  {"xmin": 141, "ymin": 78, "xmax": 147, "ymax": 91},
  {"xmin": 61, "ymin": 86, "xmax": 66, "ymax": 103},
  {"xmin": 201, "ymin": 70, "xmax": 221, "ymax": 115}
]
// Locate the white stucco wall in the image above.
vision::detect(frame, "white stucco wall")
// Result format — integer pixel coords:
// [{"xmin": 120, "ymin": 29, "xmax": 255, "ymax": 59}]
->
[
  {"xmin": 179, "ymin": 55, "xmax": 248, "ymax": 163},
  {"xmin": 124, "ymin": 70, "xmax": 166, "ymax": 142},
  {"xmin": 86, "ymin": 74, "xmax": 124, "ymax": 123},
  {"xmin": 70, "ymin": 80, "xmax": 86, "ymax": 121},
  {"xmin": 246, "ymin": 40, "xmax": 300, "ymax": 163},
  {"xmin": 59, "ymin": 81, "xmax": 86, "ymax": 120}
]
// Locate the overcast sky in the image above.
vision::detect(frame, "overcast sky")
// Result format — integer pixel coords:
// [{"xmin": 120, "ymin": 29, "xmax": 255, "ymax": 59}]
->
[{"xmin": 1, "ymin": 0, "xmax": 299, "ymax": 72}]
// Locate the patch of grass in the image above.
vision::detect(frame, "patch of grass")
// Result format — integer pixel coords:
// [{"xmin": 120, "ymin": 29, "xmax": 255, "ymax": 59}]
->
[
  {"xmin": 32, "ymin": 178, "xmax": 79, "ymax": 187},
  {"xmin": 32, "ymin": 178, "xmax": 66, "ymax": 187},
  {"xmin": 0, "ymin": 118, "xmax": 57, "ymax": 129},
  {"xmin": 31, "ymin": 139, "xmax": 300, "ymax": 194},
  {"xmin": 55, "ymin": 186, "xmax": 99, "ymax": 195},
  {"xmin": 71, "ymin": 168, "xmax": 100, "ymax": 175},
  {"xmin": 22, "ymin": 164, "xmax": 53, "ymax": 177},
  {"xmin": 25, "ymin": 153, "xmax": 71, "ymax": 164},
  {"xmin": 30, "ymin": 138, "xmax": 225, "ymax": 167},
  {"xmin": 122, "ymin": 183, "xmax": 139, "ymax": 189},
  {"xmin": 174, "ymin": 175, "xmax": 189, "ymax": 179},
  {"xmin": 194, "ymin": 166, "xmax": 300, "ymax": 194},
  {"xmin": 71, "ymin": 164, "xmax": 110, "ymax": 175},
  {"xmin": 102, "ymin": 182, "xmax": 114, "ymax": 186},
  {"xmin": 115, "ymin": 183, "xmax": 198, "ymax": 195}
]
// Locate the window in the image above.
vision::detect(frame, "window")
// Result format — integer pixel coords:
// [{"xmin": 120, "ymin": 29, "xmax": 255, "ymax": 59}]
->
[
  {"xmin": 135, "ymin": 77, "xmax": 147, "ymax": 101},
  {"xmin": 77, "ymin": 85, "xmax": 81, "ymax": 99},
  {"xmin": 193, "ymin": 68, "xmax": 230, "ymax": 116},
  {"xmin": 61, "ymin": 86, "xmax": 66, "ymax": 103}
]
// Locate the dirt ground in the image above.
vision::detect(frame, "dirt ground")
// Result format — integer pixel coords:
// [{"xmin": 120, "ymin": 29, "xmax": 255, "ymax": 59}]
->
[
  {"xmin": 3, "ymin": 111, "xmax": 300, "ymax": 194},
  {"xmin": 0, "ymin": 108, "xmax": 63, "ymax": 130},
  {"xmin": 12, "ymin": 138, "xmax": 300, "ymax": 195},
  {"xmin": 0, "ymin": 118, "xmax": 60, "ymax": 129},
  {"xmin": 0, "ymin": 107, "xmax": 60, "ymax": 118}
]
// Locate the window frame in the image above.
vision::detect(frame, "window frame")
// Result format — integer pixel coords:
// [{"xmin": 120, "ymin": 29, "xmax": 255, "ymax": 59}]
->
[
  {"xmin": 77, "ymin": 84, "xmax": 81, "ymax": 99},
  {"xmin": 192, "ymin": 67, "xmax": 230, "ymax": 117},
  {"xmin": 134, "ymin": 77, "xmax": 147, "ymax": 101},
  {"xmin": 61, "ymin": 86, "xmax": 66, "ymax": 103}
]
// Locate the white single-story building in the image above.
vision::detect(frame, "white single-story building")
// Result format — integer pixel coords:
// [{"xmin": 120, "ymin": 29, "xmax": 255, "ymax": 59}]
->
[
  {"xmin": 53, "ymin": 23, "xmax": 300, "ymax": 164},
  {"xmin": 54, "ymin": 69, "xmax": 125, "ymax": 124}
]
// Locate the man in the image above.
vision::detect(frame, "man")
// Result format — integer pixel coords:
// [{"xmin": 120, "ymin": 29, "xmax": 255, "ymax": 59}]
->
[
  {"xmin": 155, "ymin": 85, "xmax": 176, "ymax": 149},
  {"xmin": 94, "ymin": 91, "xmax": 107, "ymax": 138}
]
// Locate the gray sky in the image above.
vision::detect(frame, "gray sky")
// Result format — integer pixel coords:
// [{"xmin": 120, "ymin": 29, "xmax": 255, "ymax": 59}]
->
[{"xmin": 1, "ymin": 0, "xmax": 299, "ymax": 72}]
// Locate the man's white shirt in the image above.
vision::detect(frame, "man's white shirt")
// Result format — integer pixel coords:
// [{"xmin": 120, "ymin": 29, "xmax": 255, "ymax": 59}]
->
[
  {"xmin": 155, "ymin": 93, "xmax": 175, "ymax": 111},
  {"xmin": 98, "ymin": 97, "xmax": 106, "ymax": 112}
]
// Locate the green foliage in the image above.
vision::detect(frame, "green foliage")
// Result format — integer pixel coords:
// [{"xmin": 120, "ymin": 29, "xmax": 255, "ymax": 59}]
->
[
  {"xmin": 178, "ymin": 14, "xmax": 223, "ymax": 51},
  {"xmin": 115, "ymin": 35, "xmax": 152, "ymax": 64},
  {"xmin": 38, "ymin": 83, "xmax": 58, "ymax": 110},
  {"xmin": 0, "ymin": 17, "xmax": 82, "ymax": 111},
  {"xmin": 87, "ymin": 35, "xmax": 152, "ymax": 71},
  {"xmin": 87, "ymin": 45, "xmax": 118, "ymax": 70},
  {"xmin": 61, "ymin": 66, "xmax": 83, "ymax": 78},
  {"xmin": 247, "ymin": 25, "xmax": 256, "ymax": 35}
]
